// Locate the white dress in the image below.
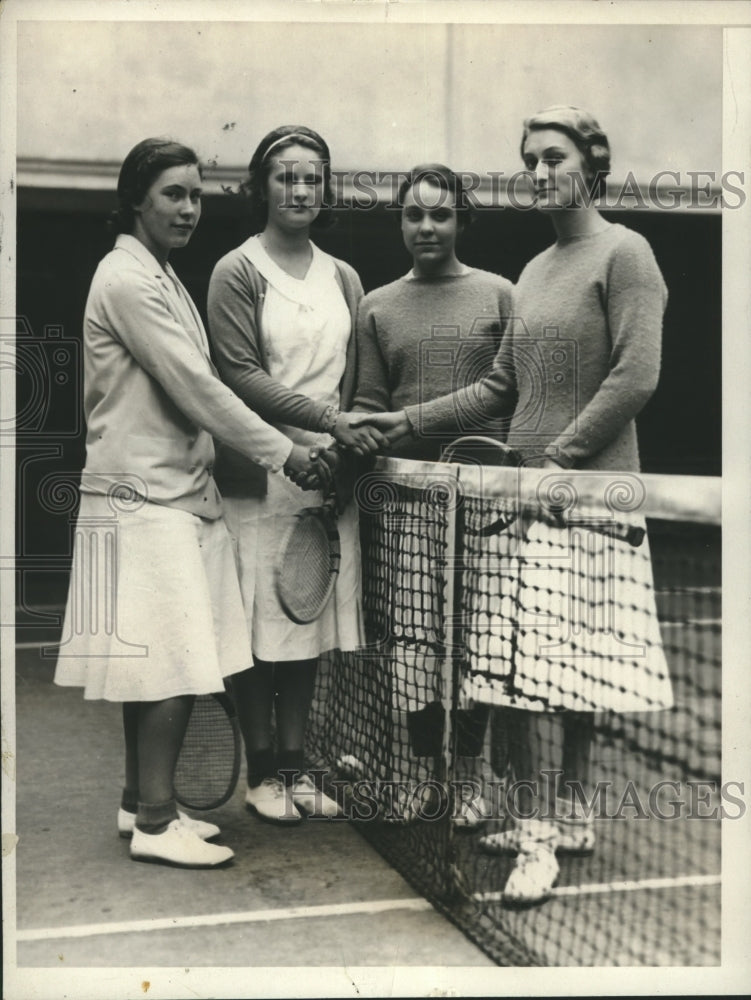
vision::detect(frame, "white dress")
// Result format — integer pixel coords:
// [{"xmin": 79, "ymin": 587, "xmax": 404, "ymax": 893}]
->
[{"xmin": 222, "ymin": 237, "xmax": 363, "ymax": 662}]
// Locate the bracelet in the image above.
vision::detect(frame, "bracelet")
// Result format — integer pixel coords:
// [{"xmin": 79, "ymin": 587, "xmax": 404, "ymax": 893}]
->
[{"xmin": 321, "ymin": 404, "xmax": 340, "ymax": 434}]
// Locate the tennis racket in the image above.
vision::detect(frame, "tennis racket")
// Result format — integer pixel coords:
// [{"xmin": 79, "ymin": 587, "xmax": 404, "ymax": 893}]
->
[
  {"xmin": 442, "ymin": 435, "xmax": 645, "ymax": 547},
  {"xmin": 441, "ymin": 435, "xmax": 522, "ymax": 469},
  {"xmin": 276, "ymin": 493, "xmax": 341, "ymax": 624},
  {"xmin": 174, "ymin": 685, "xmax": 241, "ymax": 811}
]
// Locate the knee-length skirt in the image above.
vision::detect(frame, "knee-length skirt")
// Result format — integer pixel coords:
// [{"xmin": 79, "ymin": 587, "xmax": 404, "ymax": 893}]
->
[
  {"xmin": 462, "ymin": 516, "xmax": 674, "ymax": 713},
  {"xmin": 54, "ymin": 493, "xmax": 252, "ymax": 701}
]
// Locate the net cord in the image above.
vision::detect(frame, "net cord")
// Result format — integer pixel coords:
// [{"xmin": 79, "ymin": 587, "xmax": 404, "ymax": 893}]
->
[{"xmin": 372, "ymin": 458, "xmax": 721, "ymax": 526}]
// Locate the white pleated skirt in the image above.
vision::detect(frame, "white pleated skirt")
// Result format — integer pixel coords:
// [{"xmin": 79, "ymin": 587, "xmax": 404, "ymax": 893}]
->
[
  {"xmin": 54, "ymin": 493, "xmax": 252, "ymax": 701},
  {"xmin": 223, "ymin": 470, "xmax": 363, "ymax": 663},
  {"xmin": 462, "ymin": 517, "xmax": 674, "ymax": 713}
]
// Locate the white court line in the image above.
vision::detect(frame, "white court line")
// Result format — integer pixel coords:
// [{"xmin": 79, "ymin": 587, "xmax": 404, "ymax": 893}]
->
[
  {"xmin": 16, "ymin": 897, "xmax": 434, "ymax": 943},
  {"xmin": 473, "ymin": 872, "xmax": 721, "ymax": 903}
]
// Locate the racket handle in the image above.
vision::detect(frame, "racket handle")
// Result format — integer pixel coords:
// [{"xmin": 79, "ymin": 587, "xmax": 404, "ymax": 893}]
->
[
  {"xmin": 478, "ymin": 509, "xmax": 645, "ymax": 547},
  {"xmin": 543, "ymin": 512, "xmax": 645, "ymax": 547}
]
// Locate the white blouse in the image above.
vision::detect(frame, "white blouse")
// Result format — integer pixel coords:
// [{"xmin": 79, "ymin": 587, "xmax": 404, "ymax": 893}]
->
[{"xmin": 238, "ymin": 235, "xmax": 351, "ymax": 426}]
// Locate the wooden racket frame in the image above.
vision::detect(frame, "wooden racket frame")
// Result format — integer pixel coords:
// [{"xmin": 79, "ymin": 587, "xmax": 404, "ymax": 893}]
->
[
  {"xmin": 276, "ymin": 495, "xmax": 341, "ymax": 625},
  {"xmin": 174, "ymin": 686, "xmax": 242, "ymax": 811},
  {"xmin": 442, "ymin": 435, "xmax": 644, "ymax": 546}
]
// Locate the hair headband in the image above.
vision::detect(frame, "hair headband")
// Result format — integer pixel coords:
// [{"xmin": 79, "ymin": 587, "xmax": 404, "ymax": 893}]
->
[{"xmin": 261, "ymin": 132, "xmax": 325, "ymax": 163}]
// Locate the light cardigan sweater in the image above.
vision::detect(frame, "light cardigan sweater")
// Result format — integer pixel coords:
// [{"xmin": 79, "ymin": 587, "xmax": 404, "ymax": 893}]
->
[
  {"xmin": 80, "ymin": 234, "xmax": 292, "ymax": 519},
  {"xmin": 207, "ymin": 243, "xmax": 363, "ymax": 496},
  {"xmin": 405, "ymin": 224, "xmax": 667, "ymax": 471}
]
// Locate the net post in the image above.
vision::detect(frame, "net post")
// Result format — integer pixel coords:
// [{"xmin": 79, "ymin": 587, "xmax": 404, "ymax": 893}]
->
[{"xmin": 439, "ymin": 466, "xmax": 463, "ymax": 832}]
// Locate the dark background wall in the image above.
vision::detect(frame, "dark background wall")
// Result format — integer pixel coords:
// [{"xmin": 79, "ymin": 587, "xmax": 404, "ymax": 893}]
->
[{"xmin": 15, "ymin": 194, "xmax": 721, "ymax": 607}]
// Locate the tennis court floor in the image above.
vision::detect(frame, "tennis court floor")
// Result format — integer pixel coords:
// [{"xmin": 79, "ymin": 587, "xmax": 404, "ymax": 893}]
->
[{"xmin": 11, "ymin": 646, "xmax": 493, "ymax": 971}]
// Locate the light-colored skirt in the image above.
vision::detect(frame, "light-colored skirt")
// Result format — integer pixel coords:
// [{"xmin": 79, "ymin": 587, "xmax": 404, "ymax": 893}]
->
[
  {"xmin": 462, "ymin": 517, "xmax": 674, "ymax": 713},
  {"xmin": 223, "ymin": 470, "xmax": 363, "ymax": 663},
  {"xmin": 54, "ymin": 493, "xmax": 252, "ymax": 701}
]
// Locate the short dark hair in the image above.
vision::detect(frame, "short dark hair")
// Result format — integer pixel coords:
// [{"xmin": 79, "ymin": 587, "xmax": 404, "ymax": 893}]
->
[
  {"xmin": 520, "ymin": 105, "xmax": 611, "ymax": 198},
  {"xmin": 111, "ymin": 138, "xmax": 201, "ymax": 234},
  {"xmin": 397, "ymin": 163, "xmax": 475, "ymax": 228},
  {"xmin": 240, "ymin": 125, "xmax": 335, "ymax": 232}
]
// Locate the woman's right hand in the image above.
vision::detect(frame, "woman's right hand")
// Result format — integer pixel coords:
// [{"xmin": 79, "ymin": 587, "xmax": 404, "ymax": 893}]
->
[
  {"xmin": 283, "ymin": 444, "xmax": 333, "ymax": 493},
  {"xmin": 346, "ymin": 410, "xmax": 412, "ymax": 448},
  {"xmin": 333, "ymin": 412, "xmax": 390, "ymax": 455}
]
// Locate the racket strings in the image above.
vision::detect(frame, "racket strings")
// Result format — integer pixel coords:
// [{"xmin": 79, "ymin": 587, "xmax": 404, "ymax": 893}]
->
[
  {"xmin": 174, "ymin": 694, "xmax": 240, "ymax": 810},
  {"xmin": 277, "ymin": 509, "xmax": 339, "ymax": 624}
]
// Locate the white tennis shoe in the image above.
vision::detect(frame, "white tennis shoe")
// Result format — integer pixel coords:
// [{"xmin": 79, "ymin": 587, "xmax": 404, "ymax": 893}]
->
[
  {"xmin": 291, "ymin": 773, "xmax": 343, "ymax": 818},
  {"xmin": 335, "ymin": 754, "xmax": 368, "ymax": 780},
  {"xmin": 245, "ymin": 778, "xmax": 302, "ymax": 824},
  {"xmin": 118, "ymin": 808, "xmax": 220, "ymax": 841},
  {"xmin": 130, "ymin": 819, "xmax": 234, "ymax": 868},
  {"xmin": 479, "ymin": 804, "xmax": 595, "ymax": 856},
  {"xmin": 500, "ymin": 819, "xmax": 559, "ymax": 905}
]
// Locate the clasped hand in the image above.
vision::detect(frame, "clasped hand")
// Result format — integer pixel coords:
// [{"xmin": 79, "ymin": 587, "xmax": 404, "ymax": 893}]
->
[
  {"xmin": 283, "ymin": 410, "xmax": 411, "ymax": 491},
  {"xmin": 340, "ymin": 410, "xmax": 413, "ymax": 450},
  {"xmin": 336, "ymin": 410, "xmax": 411, "ymax": 452},
  {"xmin": 284, "ymin": 444, "xmax": 340, "ymax": 493}
]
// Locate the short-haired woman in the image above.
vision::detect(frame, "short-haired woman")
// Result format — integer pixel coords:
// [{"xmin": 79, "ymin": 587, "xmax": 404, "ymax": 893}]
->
[
  {"xmin": 55, "ymin": 138, "xmax": 322, "ymax": 868},
  {"xmin": 353, "ymin": 163, "xmax": 515, "ymax": 826}
]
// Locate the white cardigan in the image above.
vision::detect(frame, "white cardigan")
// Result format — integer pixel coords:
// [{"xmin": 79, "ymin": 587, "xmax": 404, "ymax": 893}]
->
[{"xmin": 80, "ymin": 234, "xmax": 292, "ymax": 518}]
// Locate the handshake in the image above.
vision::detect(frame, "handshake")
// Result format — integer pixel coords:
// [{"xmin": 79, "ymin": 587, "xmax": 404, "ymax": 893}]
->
[{"xmin": 283, "ymin": 410, "xmax": 411, "ymax": 493}]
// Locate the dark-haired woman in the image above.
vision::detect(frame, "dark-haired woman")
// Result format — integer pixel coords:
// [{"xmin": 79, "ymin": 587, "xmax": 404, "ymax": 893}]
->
[
  {"xmin": 362, "ymin": 108, "xmax": 673, "ymax": 902},
  {"xmin": 352, "ymin": 163, "xmax": 514, "ymax": 825},
  {"xmin": 207, "ymin": 126, "xmax": 384, "ymax": 825},
  {"xmin": 55, "ymin": 138, "xmax": 324, "ymax": 868}
]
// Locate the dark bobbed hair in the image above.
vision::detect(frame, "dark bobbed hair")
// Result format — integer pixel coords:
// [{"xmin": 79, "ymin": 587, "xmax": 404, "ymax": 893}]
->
[
  {"xmin": 241, "ymin": 125, "xmax": 335, "ymax": 232},
  {"xmin": 110, "ymin": 138, "xmax": 201, "ymax": 234},
  {"xmin": 520, "ymin": 105, "xmax": 611, "ymax": 198},
  {"xmin": 397, "ymin": 163, "xmax": 475, "ymax": 229}
]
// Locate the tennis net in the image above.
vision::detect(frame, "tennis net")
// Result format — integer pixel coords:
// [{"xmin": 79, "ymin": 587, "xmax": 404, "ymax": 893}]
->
[{"xmin": 308, "ymin": 457, "xmax": 721, "ymax": 966}]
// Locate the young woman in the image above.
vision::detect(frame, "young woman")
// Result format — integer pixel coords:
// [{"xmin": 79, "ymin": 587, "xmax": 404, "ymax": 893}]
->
[
  {"xmin": 54, "ymin": 138, "xmax": 325, "ymax": 868},
  {"xmin": 353, "ymin": 163, "xmax": 514, "ymax": 825},
  {"xmin": 362, "ymin": 108, "xmax": 673, "ymax": 900},
  {"xmin": 206, "ymin": 126, "xmax": 384, "ymax": 825}
]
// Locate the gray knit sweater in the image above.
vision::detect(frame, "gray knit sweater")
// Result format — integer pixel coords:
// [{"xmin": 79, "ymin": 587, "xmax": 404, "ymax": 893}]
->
[
  {"xmin": 405, "ymin": 224, "xmax": 667, "ymax": 471},
  {"xmin": 354, "ymin": 268, "xmax": 514, "ymax": 460}
]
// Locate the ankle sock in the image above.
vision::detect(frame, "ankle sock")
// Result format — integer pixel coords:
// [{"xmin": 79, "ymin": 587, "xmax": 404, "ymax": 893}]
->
[
  {"xmin": 247, "ymin": 746, "xmax": 275, "ymax": 789},
  {"xmin": 276, "ymin": 748, "xmax": 305, "ymax": 786},
  {"xmin": 120, "ymin": 787, "xmax": 139, "ymax": 814},
  {"xmin": 135, "ymin": 798, "xmax": 178, "ymax": 835}
]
